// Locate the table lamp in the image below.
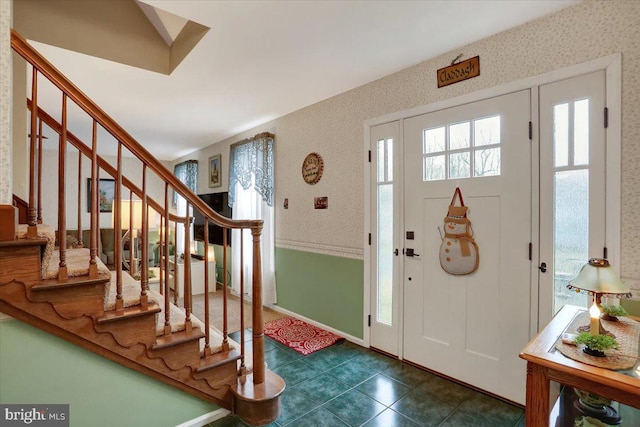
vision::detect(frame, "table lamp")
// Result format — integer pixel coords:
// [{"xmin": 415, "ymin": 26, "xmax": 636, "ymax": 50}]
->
[
  {"xmin": 568, "ymin": 259, "xmax": 630, "ymax": 425},
  {"xmin": 113, "ymin": 200, "xmax": 159, "ymax": 275},
  {"xmin": 116, "ymin": 200, "xmax": 143, "ymax": 274},
  {"xmin": 567, "ymin": 258, "xmax": 631, "ymax": 334}
]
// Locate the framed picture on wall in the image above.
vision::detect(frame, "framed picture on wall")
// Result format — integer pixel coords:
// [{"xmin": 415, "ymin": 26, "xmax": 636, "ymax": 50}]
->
[
  {"xmin": 209, "ymin": 154, "xmax": 221, "ymax": 188},
  {"xmin": 87, "ymin": 178, "xmax": 115, "ymax": 212}
]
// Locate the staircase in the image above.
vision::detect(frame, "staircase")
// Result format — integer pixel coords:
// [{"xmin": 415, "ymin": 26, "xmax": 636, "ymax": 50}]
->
[{"xmin": 0, "ymin": 30, "xmax": 284, "ymax": 426}]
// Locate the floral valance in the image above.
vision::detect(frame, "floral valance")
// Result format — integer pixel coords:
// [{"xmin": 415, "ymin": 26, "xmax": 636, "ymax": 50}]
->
[
  {"xmin": 173, "ymin": 160, "xmax": 198, "ymax": 207},
  {"xmin": 229, "ymin": 133, "xmax": 274, "ymax": 207}
]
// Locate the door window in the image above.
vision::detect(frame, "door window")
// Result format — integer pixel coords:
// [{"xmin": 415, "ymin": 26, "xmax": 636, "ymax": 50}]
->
[{"xmin": 422, "ymin": 115, "xmax": 501, "ymax": 181}]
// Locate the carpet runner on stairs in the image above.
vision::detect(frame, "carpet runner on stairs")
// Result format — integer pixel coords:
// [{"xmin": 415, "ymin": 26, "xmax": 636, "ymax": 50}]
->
[{"xmin": 17, "ymin": 223, "xmax": 239, "ymax": 356}]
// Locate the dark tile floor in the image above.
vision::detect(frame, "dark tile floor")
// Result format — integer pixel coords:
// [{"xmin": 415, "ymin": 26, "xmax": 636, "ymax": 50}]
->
[{"xmin": 209, "ymin": 331, "xmax": 525, "ymax": 427}]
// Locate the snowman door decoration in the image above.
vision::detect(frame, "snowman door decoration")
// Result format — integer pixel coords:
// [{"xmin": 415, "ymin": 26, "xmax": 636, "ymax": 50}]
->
[{"xmin": 439, "ymin": 187, "xmax": 479, "ymax": 275}]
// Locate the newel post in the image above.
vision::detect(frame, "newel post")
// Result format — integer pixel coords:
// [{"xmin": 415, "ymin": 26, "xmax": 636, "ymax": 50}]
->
[{"xmin": 251, "ymin": 225, "xmax": 265, "ymax": 385}]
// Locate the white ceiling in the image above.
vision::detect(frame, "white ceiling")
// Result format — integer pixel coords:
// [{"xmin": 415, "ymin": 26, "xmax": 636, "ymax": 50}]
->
[{"xmin": 30, "ymin": 0, "xmax": 579, "ymax": 161}]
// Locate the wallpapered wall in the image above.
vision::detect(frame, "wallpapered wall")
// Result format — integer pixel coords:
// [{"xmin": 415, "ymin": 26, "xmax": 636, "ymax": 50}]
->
[
  {"xmin": 174, "ymin": 0, "xmax": 640, "ymax": 296},
  {"xmin": 0, "ymin": 0, "xmax": 11, "ymax": 204}
]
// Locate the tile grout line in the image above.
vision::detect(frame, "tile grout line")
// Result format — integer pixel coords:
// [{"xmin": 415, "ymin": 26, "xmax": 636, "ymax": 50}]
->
[
  {"xmin": 213, "ymin": 333, "xmax": 523, "ymax": 427},
  {"xmin": 434, "ymin": 395, "xmax": 470, "ymax": 427}
]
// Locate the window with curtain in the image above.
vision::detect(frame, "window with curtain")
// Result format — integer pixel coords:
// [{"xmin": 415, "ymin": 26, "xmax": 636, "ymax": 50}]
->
[
  {"xmin": 173, "ymin": 160, "xmax": 198, "ymax": 207},
  {"xmin": 229, "ymin": 133, "xmax": 276, "ymax": 305},
  {"xmin": 173, "ymin": 160, "xmax": 198, "ymax": 254}
]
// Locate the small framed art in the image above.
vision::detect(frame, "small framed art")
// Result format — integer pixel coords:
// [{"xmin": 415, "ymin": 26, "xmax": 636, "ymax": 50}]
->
[
  {"xmin": 209, "ymin": 154, "xmax": 221, "ymax": 188},
  {"xmin": 87, "ymin": 178, "xmax": 115, "ymax": 212}
]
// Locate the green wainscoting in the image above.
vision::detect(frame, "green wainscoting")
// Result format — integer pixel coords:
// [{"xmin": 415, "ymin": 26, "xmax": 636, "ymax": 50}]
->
[
  {"xmin": 213, "ymin": 244, "xmax": 232, "ymax": 286},
  {"xmin": 275, "ymin": 247, "xmax": 364, "ymax": 339},
  {"xmin": 622, "ymin": 299, "xmax": 640, "ymax": 317},
  {"xmin": 192, "ymin": 243, "xmax": 232, "ymax": 286},
  {"xmin": 0, "ymin": 319, "xmax": 217, "ymax": 427}
]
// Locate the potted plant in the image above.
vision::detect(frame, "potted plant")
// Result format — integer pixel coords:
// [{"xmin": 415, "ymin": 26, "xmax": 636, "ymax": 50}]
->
[
  {"xmin": 574, "ymin": 332, "xmax": 619, "ymax": 357},
  {"xmin": 600, "ymin": 304, "xmax": 628, "ymax": 321}
]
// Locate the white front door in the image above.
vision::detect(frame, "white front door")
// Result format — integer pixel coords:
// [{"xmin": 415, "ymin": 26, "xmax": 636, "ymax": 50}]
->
[
  {"xmin": 369, "ymin": 121, "xmax": 402, "ymax": 356},
  {"xmin": 403, "ymin": 90, "xmax": 532, "ymax": 404}
]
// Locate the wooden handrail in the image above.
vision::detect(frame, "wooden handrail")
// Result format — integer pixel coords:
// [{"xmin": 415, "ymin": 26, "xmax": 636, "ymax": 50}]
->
[
  {"xmin": 13, "ymin": 29, "xmax": 261, "ymax": 233},
  {"xmin": 29, "ymin": 101, "xmax": 187, "ymax": 224},
  {"xmin": 13, "ymin": 28, "xmax": 268, "ymax": 387}
]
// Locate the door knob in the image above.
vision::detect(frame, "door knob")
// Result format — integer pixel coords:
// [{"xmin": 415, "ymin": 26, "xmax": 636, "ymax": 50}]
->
[
  {"xmin": 406, "ymin": 248, "xmax": 420, "ymax": 257},
  {"xmin": 539, "ymin": 262, "xmax": 547, "ymax": 273}
]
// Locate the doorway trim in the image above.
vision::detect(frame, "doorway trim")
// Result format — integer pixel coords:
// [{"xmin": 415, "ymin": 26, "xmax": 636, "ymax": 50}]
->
[{"xmin": 363, "ymin": 53, "xmax": 621, "ymax": 347}]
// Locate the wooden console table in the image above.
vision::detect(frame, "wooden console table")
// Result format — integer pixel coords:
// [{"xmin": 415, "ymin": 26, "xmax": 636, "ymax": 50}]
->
[
  {"xmin": 520, "ymin": 305, "xmax": 640, "ymax": 426},
  {"xmin": 168, "ymin": 258, "xmax": 216, "ymax": 301}
]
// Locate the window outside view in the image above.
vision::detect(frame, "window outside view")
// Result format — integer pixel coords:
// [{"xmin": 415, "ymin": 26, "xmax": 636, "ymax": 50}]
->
[
  {"xmin": 422, "ymin": 115, "xmax": 501, "ymax": 182},
  {"xmin": 553, "ymin": 100, "xmax": 590, "ymax": 313},
  {"xmin": 377, "ymin": 138, "xmax": 393, "ymax": 325}
]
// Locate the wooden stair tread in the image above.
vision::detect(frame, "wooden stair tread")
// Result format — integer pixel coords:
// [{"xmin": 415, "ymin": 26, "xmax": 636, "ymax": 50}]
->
[
  {"xmin": 0, "ymin": 237, "xmax": 48, "ymax": 247},
  {"xmin": 197, "ymin": 349, "xmax": 242, "ymax": 373},
  {"xmin": 32, "ymin": 273, "xmax": 111, "ymax": 291},
  {"xmin": 96, "ymin": 303, "xmax": 161, "ymax": 324},
  {"xmin": 152, "ymin": 326, "xmax": 205, "ymax": 350}
]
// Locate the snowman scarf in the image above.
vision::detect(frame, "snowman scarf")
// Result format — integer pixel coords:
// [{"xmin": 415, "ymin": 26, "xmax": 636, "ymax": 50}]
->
[{"xmin": 439, "ymin": 187, "xmax": 479, "ymax": 275}]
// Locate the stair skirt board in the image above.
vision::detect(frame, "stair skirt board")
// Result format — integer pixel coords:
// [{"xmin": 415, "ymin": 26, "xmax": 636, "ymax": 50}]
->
[
  {"xmin": 0, "ymin": 280, "xmax": 238, "ymax": 406},
  {"xmin": 0, "ymin": 233, "xmax": 263, "ymax": 415}
]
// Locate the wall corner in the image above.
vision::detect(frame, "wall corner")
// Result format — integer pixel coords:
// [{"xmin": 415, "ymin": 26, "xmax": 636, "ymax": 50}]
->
[{"xmin": 0, "ymin": 0, "xmax": 13, "ymax": 204}]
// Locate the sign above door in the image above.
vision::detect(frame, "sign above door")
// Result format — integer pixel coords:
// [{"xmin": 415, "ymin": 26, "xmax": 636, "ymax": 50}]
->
[{"xmin": 437, "ymin": 56, "xmax": 480, "ymax": 88}]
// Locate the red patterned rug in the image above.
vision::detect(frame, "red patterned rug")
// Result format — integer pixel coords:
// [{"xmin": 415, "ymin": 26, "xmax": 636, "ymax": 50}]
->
[{"xmin": 264, "ymin": 316, "xmax": 345, "ymax": 355}]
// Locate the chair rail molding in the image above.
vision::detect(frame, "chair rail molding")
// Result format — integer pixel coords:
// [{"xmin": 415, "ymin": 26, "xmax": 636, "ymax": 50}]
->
[{"xmin": 276, "ymin": 238, "xmax": 364, "ymax": 260}]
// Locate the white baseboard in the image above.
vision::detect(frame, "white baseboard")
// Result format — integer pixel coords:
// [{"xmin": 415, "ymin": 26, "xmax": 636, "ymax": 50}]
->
[
  {"xmin": 0, "ymin": 313, "xmax": 13, "ymax": 322},
  {"xmin": 174, "ymin": 408, "xmax": 230, "ymax": 427},
  {"xmin": 267, "ymin": 305, "xmax": 366, "ymax": 347}
]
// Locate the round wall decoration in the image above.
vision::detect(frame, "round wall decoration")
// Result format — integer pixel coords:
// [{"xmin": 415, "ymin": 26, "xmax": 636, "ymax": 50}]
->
[{"xmin": 302, "ymin": 152, "xmax": 324, "ymax": 184}]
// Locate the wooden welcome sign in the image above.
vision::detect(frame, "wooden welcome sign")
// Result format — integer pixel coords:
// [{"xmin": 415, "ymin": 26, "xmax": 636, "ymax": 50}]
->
[{"xmin": 437, "ymin": 56, "xmax": 480, "ymax": 88}]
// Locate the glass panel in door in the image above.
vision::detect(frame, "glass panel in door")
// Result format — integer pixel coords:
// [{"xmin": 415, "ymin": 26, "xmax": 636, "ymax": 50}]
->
[
  {"xmin": 377, "ymin": 138, "xmax": 393, "ymax": 325},
  {"xmin": 370, "ymin": 121, "xmax": 400, "ymax": 356}
]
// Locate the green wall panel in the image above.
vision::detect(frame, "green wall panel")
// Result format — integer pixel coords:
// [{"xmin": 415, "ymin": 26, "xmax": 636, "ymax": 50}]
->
[
  {"xmin": 622, "ymin": 299, "xmax": 640, "ymax": 317},
  {"xmin": 275, "ymin": 247, "xmax": 364, "ymax": 339},
  {"xmin": 213, "ymin": 244, "xmax": 232, "ymax": 285},
  {"xmin": 0, "ymin": 319, "xmax": 217, "ymax": 427}
]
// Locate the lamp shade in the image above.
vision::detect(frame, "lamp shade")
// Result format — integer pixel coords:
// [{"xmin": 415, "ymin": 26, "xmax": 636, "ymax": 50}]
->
[
  {"xmin": 567, "ymin": 258, "xmax": 632, "ymax": 298},
  {"xmin": 112, "ymin": 200, "xmax": 160, "ymax": 230},
  {"xmin": 119, "ymin": 200, "xmax": 143, "ymax": 229}
]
